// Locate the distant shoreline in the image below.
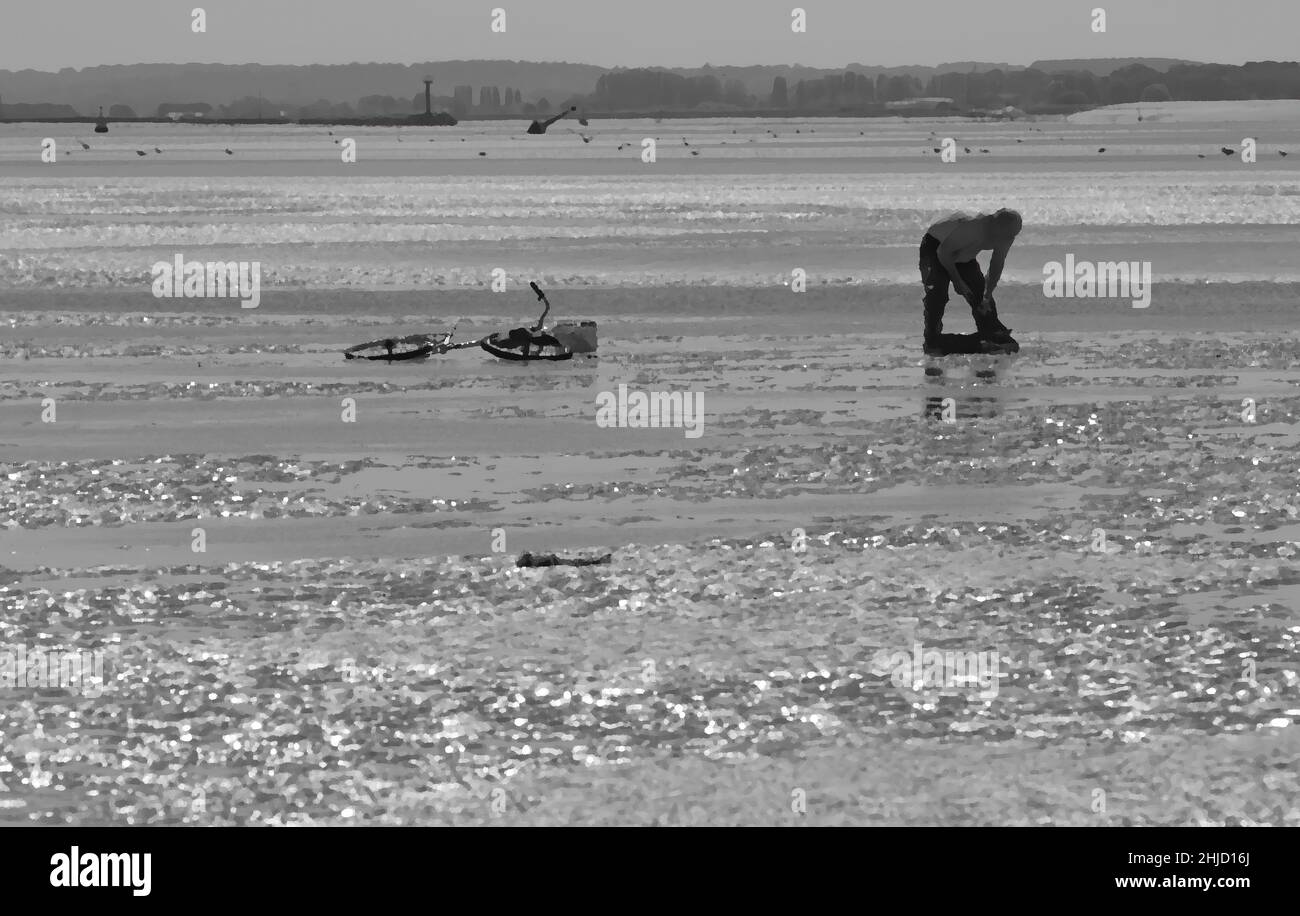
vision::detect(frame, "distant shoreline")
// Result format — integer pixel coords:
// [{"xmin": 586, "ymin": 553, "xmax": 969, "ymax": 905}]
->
[{"xmin": 0, "ymin": 106, "xmax": 1092, "ymax": 126}]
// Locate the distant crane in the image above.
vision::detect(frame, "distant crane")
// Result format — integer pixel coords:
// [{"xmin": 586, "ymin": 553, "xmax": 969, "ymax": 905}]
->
[{"xmin": 526, "ymin": 106, "xmax": 576, "ymax": 135}]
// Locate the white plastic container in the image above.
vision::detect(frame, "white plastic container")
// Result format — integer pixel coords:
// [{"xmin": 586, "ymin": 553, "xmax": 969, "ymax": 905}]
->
[{"xmin": 551, "ymin": 320, "xmax": 598, "ymax": 354}]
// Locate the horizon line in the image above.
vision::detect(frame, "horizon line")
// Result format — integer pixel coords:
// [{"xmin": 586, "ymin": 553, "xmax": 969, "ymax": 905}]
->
[{"xmin": 6, "ymin": 55, "xmax": 1261, "ymax": 76}]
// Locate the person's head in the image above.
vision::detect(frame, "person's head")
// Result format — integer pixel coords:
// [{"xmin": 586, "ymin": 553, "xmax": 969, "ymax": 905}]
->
[{"xmin": 989, "ymin": 208, "xmax": 1023, "ymax": 241}]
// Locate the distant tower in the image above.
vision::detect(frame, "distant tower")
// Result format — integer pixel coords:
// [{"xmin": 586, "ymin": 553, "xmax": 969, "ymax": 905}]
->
[{"xmin": 407, "ymin": 75, "xmax": 456, "ymax": 125}]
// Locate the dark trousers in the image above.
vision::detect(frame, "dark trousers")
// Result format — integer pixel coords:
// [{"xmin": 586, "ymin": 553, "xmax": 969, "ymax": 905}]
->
[{"xmin": 919, "ymin": 234, "xmax": 1004, "ymax": 353}]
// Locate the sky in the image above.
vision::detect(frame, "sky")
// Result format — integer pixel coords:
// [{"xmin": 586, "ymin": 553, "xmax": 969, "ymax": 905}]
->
[{"xmin": 1, "ymin": 0, "xmax": 1295, "ymax": 71}]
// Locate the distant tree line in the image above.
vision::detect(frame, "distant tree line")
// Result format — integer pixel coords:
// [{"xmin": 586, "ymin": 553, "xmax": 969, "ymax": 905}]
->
[
  {"xmin": 0, "ymin": 101, "xmax": 82, "ymax": 118},
  {"xmin": 590, "ymin": 70, "xmax": 753, "ymax": 110},
  {"xmin": 145, "ymin": 85, "xmax": 533, "ymax": 120},
  {"xmin": 582, "ymin": 61, "xmax": 1300, "ymax": 112},
  {"xmin": 10, "ymin": 59, "xmax": 1300, "ymax": 122},
  {"xmin": 582, "ymin": 67, "xmax": 1028, "ymax": 111},
  {"xmin": 1032, "ymin": 61, "xmax": 1300, "ymax": 105},
  {"xmin": 894, "ymin": 61, "xmax": 1300, "ymax": 109}
]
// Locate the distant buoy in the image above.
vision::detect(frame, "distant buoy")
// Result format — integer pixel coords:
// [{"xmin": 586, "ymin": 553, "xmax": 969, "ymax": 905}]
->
[{"xmin": 94, "ymin": 106, "xmax": 109, "ymax": 134}]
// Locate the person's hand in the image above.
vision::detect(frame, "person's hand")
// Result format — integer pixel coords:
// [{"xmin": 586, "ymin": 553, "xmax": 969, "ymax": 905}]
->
[{"xmin": 977, "ymin": 294, "xmax": 995, "ymax": 314}]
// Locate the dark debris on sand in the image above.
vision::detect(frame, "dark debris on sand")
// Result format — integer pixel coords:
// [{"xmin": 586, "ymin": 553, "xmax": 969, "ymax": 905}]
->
[{"xmin": 515, "ymin": 551, "xmax": 613, "ymax": 568}]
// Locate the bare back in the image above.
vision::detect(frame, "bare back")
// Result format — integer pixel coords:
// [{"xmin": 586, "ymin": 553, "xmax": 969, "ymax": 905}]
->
[{"xmin": 927, "ymin": 212, "xmax": 999, "ymax": 263}]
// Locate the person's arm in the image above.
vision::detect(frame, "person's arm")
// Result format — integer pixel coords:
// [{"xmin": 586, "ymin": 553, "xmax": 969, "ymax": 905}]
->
[
  {"xmin": 984, "ymin": 243, "xmax": 1011, "ymax": 300},
  {"xmin": 937, "ymin": 236, "xmax": 974, "ymax": 300}
]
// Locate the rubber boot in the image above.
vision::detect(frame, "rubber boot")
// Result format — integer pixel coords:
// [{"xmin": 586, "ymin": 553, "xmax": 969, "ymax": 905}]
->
[{"xmin": 923, "ymin": 301, "xmax": 946, "ymax": 355}]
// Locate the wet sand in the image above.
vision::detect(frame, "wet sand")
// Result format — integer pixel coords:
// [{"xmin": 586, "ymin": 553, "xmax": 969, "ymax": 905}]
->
[
  {"xmin": 2, "ymin": 113, "xmax": 1299, "ymax": 824},
  {"xmin": 3, "ymin": 282, "xmax": 1299, "ymax": 824}
]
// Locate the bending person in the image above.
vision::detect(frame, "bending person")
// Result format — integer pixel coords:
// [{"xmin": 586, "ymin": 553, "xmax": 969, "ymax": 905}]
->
[{"xmin": 918, "ymin": 209, "xmax": 1021, "ymax": 355}]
